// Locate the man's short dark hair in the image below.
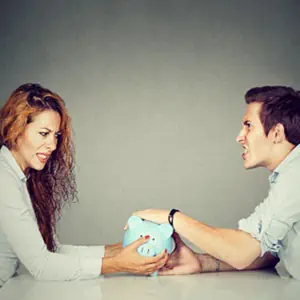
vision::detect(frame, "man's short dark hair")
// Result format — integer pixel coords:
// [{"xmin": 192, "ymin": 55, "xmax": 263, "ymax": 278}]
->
[{"xmin": 245, "ymin": 86, "xmax": 300, "ymax": 145}]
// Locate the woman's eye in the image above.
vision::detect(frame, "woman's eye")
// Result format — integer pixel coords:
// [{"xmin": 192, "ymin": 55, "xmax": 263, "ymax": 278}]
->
[{"xmin": 39, "ymin": 132, "xmax": 48, "ymax": 137}]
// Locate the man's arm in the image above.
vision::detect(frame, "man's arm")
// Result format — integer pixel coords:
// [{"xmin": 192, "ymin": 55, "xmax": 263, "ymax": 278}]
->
[
  {"xmin": 133, "ymin": 209, "xmax": 263, "ymax": 269},
  {"xmin": 172, "ymin": 212, "xmax": 262, "ymax": 269},
  {"xmin": 159, "ymin": 233, "xmax": 278, "ymax": 276},
  {"xmin": 198, "ymin": 252, "xmax": 279, "ymax": 273}
]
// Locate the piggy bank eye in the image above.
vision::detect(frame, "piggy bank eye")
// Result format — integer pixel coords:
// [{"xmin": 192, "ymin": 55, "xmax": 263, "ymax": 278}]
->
[
  {"xmin": 140, "ymin": 234, "xmax": 143, "ymax": 238},
  {"xmin": 152, "ymin": 238, "xmax": 155, "ymax": 241}
]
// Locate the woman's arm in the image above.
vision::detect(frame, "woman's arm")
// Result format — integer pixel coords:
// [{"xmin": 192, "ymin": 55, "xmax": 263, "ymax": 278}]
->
[{"xmin": 0, "ymin": 172, "xmax": 168, "ymax": 280}]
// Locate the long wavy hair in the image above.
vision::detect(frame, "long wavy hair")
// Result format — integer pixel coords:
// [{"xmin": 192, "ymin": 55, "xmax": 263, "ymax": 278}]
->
[{"xmin": 0, "ymin": 83, "xmax": 78, "ymax": 251}]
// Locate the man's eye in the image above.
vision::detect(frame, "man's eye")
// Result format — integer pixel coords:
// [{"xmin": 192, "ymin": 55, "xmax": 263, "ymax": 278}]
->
[
  {"xmin": 39, "ymin": 132, "xmax": 48, "ymax": 137},
  {"xmin": 245, "ymin": 122, "xmax": 252, "ymax": 128}
]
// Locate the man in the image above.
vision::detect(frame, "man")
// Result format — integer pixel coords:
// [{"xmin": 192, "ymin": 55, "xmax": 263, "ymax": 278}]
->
[{"xmin": 133, "ymin": 86, "xmax": 300, "ymax": 279}]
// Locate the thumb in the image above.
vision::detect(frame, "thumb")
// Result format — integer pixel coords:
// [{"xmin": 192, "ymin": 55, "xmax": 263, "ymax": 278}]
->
[{"xmin": 172, "ymin": 232, "xmax": 184, "ymax": 246}]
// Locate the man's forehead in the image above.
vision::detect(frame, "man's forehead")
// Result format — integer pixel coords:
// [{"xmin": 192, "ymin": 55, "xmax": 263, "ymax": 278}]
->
[{"xmin": 243, "ymin": 103, "xmax": 262, "ymax": 121}]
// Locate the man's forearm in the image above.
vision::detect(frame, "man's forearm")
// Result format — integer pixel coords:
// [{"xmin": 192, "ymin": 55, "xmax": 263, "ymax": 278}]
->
[
  {"xmin": 198, "ymin": 252, "xmax": 279, "ymax": 273},
  {"xmin": 174, "ymin": 212, "xmax": 261, "ymax": 269}
]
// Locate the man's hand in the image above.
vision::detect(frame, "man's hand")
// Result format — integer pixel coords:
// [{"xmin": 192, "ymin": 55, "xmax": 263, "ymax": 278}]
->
[
  {"xmin": 159, "ymin": 233, "xmax": 202, "ymax": 275},
  {"xmin": 133, "ymin": 209, "xmax": 170, "ymax": 224}
]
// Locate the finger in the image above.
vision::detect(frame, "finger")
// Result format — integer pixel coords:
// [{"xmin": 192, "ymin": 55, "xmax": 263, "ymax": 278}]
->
[
  {"xmin": 128, "ymin": 235, "xmax": 150, "ymax": 250},
  {"xmin": 144, "ymin": 259, "xmax": 167, "ymax": 274},
  {"xmin": 141, "ymin": 249, "xmax": 168, "ymax": 265},
  {"xmin": 124, "ymin": 223, "xmax": 128, "ymax": 230}
]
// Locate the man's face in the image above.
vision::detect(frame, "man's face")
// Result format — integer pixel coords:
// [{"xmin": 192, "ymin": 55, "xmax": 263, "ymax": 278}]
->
[
  {"xmin": 236, "ymin": 102, "xmax": 274, "ymax": 170},
  {"xmin": 12, "ymin": 110, "xmax": 61, "ymax": 173}
]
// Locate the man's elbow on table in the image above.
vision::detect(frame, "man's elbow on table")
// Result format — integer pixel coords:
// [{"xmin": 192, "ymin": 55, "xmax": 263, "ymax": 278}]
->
[{"xmin": 223, "ymin": 236, "xmax": 262, "ymax": 270}]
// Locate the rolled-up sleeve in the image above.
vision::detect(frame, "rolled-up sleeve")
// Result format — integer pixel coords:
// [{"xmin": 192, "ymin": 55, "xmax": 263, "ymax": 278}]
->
[
  {"xmin": 238, "ymin": 202, "xmax": 264, "ymax": 240},
  {"xmin": 238, "ymin": 169, "xmax": 300, "ymax": 257},
  {"xmin": 0, "ymin": 170, "xmax": 103, "ymax": 281},
  {"xmin": 259, "ymin": 219, "xmax": 290, "ymax": 255}
]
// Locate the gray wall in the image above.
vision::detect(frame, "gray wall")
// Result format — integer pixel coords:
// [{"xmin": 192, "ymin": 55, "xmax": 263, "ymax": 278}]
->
[{"xmin": 1, "ymin": 0, "xmax": 300, "ymax": 245}]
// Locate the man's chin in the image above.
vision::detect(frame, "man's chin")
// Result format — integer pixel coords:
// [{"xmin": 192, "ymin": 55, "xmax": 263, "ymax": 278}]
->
[{"xmin": 244, "ymin": 162, "xmax": 257, "ymax": 170}]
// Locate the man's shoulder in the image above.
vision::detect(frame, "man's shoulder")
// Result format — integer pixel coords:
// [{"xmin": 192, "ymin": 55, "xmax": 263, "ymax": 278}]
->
[
  {"xmin": 279, "ymin": 158, "xmax": 300, "ymax": 177},
  {"xmin": 275, "ymin": 160, "xmax": 300, "ymax": 194}
]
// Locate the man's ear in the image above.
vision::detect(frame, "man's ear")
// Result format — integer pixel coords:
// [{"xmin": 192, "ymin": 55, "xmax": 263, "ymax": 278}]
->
[{"xmin": 271, "ymin": 123, "xmax": 286, "ymax": 144}]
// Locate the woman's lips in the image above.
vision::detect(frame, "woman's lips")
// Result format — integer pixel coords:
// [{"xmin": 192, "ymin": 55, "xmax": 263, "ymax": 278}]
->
[{"xmin": 36, "ymin": 153, "xmax": 49, "ymax": 163}]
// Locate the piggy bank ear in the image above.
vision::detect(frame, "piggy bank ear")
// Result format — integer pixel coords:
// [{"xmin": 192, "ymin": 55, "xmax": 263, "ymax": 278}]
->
[
  {"xmin": 127, "ymin": 216, "xmax": 143, "ymax": 229},
  {"xmin": 159, "ymin": 224, "xmax": 173, "ymax": 238}
]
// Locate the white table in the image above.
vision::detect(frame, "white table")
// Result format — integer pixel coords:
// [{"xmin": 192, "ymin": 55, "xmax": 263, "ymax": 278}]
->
[{"xmin": 1, "ymin": 269, "xmax": 299, "ymax": 300}]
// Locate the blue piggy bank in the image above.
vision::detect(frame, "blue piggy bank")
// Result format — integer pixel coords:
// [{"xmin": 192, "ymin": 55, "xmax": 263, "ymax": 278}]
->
[{"xmin": 123, "ymin": 216, "xmax": 175, "ymax": 276}]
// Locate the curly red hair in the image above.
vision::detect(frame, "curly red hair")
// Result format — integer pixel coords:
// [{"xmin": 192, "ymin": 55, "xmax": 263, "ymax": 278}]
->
[{"xmin": 0, "ymin": 83, "xmax": 77, "ymax": 251}]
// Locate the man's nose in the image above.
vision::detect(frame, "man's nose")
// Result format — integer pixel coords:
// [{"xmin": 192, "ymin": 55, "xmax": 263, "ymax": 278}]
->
[{"xmin": 236, "ymin": 130, "xmax": 245, "ymax": 143}]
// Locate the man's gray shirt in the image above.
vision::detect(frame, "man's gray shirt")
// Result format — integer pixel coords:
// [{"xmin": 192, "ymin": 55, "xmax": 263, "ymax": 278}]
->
[{"xmin": 239, "ymin": 144, "xmax": 300, "ymax": 279}]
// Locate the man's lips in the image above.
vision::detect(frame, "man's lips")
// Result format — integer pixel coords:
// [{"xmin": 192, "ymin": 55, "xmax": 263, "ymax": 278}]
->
[{"xmin": 241, "ymin": 146, "xmax": 248, "ymax": 160}]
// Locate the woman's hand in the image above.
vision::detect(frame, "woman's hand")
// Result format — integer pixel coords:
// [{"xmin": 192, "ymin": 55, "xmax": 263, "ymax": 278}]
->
[
  {"xmin": 104, "ymin": 242, "xmax": 123, "ymax": 258},
  {"xmin": 102, "ymin": 236, "xmax": 169, "ymax": 275},
  {"xmin": 133, "ymin": 209, "xmax": 170, "ymax": 224}
]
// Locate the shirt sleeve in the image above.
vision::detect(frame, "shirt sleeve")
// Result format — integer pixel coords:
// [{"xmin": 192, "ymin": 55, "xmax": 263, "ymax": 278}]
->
[
  {"xmin": 261, "ymin": 171, "xmax": 300, "ymax": 255},
  {"xmin": 0, "ymin": 170, "xmax": 103, "ymax": 281},
  {"xmin": 238, "ymin": 199, "xmax": 268, "ymax": 241},
  {"xmin": 55, "ymin": 237, "xmax": 105, "ymax": 259},
  {"xmin": 238, "ymin": 170, "xmax": 300, "ymax": 256}
]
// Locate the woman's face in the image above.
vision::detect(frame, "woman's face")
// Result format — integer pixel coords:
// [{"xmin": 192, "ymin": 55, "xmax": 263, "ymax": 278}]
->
[{"xmin": 11, "ymin": 110, "xmax": 61, "ymax": 173}]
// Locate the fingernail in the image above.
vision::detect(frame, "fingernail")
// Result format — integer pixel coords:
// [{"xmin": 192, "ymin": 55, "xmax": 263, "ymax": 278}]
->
[
  {"xmin": 164, "ymin": 249, "xmax": 167, "ymax": 253},
  {"xmin": 145, "ymin": 235, "xmax": 150, "ymax": 239}
]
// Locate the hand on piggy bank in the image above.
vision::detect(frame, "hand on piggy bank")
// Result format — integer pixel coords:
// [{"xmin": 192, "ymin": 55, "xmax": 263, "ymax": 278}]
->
[{"xmin": 123, "ymin": 216, "xmax": 175, "ymax": 276}]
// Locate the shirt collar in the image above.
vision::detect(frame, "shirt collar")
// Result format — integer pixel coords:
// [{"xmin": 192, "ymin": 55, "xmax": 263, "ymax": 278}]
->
[
  {"xmin": 268, "ymin": 144, "xmax": 300, "ymax": 184},
  {"xmin": 0, "ymin": 145, "xmax": 27, "ymax": 183}
]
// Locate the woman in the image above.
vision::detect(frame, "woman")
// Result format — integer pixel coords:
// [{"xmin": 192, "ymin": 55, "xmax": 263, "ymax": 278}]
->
[{"xmin": 0, "ymin": 83, "xmax": 168, "ymax": 287}]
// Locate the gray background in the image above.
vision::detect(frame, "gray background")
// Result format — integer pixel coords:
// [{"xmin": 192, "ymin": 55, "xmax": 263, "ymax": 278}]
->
[{"xmin": 0, "ymin": 0, "xmax": 299, "ymax": 246}]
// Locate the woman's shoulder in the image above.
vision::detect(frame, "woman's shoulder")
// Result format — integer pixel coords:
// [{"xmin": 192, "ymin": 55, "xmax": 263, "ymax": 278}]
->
[{"xmin": 0, "ymin": 158, "xmax": 21, "ymax": 188}]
